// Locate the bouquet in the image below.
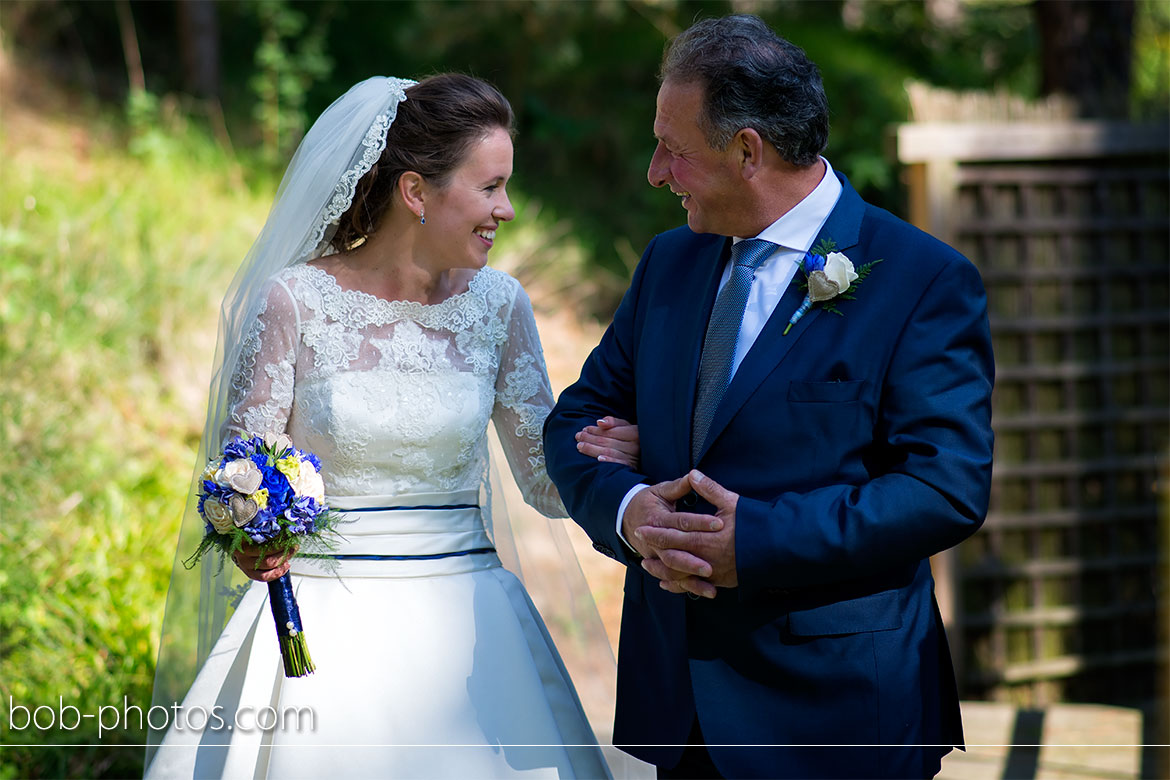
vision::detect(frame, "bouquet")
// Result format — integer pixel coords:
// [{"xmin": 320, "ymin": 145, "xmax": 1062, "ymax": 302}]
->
[{"xmin": 185, "ymin": 432, "xmax": 339, "ymax": 677}]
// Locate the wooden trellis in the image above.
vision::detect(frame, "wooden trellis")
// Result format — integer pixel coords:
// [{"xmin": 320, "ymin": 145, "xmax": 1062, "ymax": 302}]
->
[{"xmin": 897, "ymin": 121, "xmax": 1169, "ymax": 706}]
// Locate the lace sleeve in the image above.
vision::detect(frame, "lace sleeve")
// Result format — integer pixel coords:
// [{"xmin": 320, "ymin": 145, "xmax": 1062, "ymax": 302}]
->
[
  {"xmin": 224, "ymin": 278, "xmax": 300, "ymax": 441},
  {"xmin": 492, "ymin": 282, "xmax": 567, "ymax": 519}
]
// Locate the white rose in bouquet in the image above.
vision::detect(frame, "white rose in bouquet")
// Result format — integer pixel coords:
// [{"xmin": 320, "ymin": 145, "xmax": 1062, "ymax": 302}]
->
[
  {"xmin": 203, "ymin": 498, "xmax": 235, "ymax": 534},
  {"xmin": 292, "ymin": 463, "xmax": 326, "ymax": 503}
]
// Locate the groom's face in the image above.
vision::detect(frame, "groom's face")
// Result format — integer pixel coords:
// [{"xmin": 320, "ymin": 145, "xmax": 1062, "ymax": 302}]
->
[{"xmin": 648, "ymin": 79, "xmax": 743, "ymax": 236}]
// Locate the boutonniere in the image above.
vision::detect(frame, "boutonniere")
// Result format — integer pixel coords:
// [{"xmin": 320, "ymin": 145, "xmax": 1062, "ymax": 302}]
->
[{"xmin": 783, "ymin": 238, "xmax": 883, "ymax": 335}]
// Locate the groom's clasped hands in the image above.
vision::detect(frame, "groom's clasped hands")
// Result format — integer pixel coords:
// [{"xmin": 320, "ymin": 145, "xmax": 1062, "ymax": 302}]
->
[{"xmin": 627, "ymin": 470, "xmax": 740, "ymax": 599}]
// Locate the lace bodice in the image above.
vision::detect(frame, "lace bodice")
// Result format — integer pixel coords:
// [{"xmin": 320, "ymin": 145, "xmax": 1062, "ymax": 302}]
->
[{"xmin": 225, "ymin": 264, "xmax": 565, "ymax": 517}]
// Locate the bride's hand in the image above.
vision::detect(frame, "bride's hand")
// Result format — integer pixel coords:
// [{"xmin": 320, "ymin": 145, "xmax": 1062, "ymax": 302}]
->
[
  {"xmin": 575, "ymin": 416, "xmax": 640, "ymax": 469},
  {"xmin": 232, "ymin": 541, "xmax": 296, "ymax": 582}
]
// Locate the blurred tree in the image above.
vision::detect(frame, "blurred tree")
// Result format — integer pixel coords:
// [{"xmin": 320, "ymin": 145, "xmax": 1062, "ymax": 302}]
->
[
  {"xmin": 1131, "ymin": 0, "xmax": 1170, "ymax": 121},
  {"xmin": 6, "ymin": 0, "xmax": 1144, "ymax": 314},
  {"xmin": 247, "ymin": 0, "xmax": 333, "ymax": 161},
  {"xmin": 176, "ymin": 0, "xmax": 219, "ymax": 98},
  {"xmin": 1035, "ymin": 0, "xmax": 1135, "ymax": 117},
  {"xmin": 113, "ymin": 0, "xmax": 144, "ymax": 92}
]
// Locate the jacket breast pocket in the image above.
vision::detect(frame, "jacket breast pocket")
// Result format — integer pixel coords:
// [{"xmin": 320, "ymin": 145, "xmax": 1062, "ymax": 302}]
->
[
  {"xmin": 787, "ymin": 379, "xmax": 866, "ymax": 404},
  {"xmin": 786, "ymin": 589, "xmax": 903, "ymax": 637},
  {"xmin": 781, "ymin": 380, "xmax": 872, "ymax": 463}
]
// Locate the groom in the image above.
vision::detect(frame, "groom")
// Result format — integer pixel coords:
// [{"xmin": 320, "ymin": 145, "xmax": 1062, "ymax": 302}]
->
[{"xmin": 544, "ymin": 14, "xmax": 994, "ymax": 780}]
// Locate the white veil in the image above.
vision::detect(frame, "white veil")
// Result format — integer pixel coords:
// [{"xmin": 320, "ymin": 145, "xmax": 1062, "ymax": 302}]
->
[
  {"xmin": 148, "ymin": 75, "xmax": 415, "ymax": 756},
  {"xmin": 148, "ymin": 75, "xmax": 635, "ymax": 773}
]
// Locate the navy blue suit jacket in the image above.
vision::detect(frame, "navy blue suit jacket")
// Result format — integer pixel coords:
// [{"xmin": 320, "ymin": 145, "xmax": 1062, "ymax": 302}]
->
[{"xmin": 544, "ymin": 175, "xmax": 994, "ymax": 779}]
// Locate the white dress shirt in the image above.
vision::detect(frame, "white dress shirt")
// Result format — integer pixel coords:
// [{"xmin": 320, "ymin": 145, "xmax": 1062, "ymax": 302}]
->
[{"xmin": 615, "ymin": 158, "xmax": 844, "ymax": 541}]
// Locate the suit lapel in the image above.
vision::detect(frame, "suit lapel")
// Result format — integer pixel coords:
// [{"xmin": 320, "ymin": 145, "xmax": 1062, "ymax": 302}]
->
[
  {"xmin": 670, "ymin": 234, "xmax": 731, "ymax": 474},
  {"xmin": 695, "ymin": 174, "xmax": 867, "ymax": 462},
  {"xmin": 812, "ymin": 173, "xmax": 864, "ymax": 255}
]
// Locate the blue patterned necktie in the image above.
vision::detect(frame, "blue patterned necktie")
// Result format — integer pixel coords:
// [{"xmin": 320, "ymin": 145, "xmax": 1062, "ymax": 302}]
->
[{"xmin": 691, "ymin": 238, "xmax": 776, "ymax": 462}]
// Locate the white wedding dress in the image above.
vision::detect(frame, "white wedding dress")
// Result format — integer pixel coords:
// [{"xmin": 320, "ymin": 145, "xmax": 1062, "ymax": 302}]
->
[{"xmin": 147, "ymin": 264, "xmax": 610, "ymax": 779}]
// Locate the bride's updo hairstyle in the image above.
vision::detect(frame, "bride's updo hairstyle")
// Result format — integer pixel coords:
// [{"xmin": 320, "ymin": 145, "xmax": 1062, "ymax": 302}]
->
[{"xmin": 330, "ymin": 73, "xmax": 515, "ymax": 252}]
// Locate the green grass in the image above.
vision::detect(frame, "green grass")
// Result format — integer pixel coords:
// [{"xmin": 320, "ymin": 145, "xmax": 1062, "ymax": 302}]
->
[{"xmin": 0, "ymin": 88, "xmax": 274, "ymax": 777}]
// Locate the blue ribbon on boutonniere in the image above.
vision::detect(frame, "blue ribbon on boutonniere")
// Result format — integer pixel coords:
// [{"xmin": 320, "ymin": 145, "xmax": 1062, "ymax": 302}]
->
[{"xmin": 784, "ymin": 238, "xmax": 884, "ymax": 335}]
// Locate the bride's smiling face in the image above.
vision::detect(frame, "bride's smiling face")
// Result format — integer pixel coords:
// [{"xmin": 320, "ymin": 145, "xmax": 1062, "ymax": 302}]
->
[{"xmin": 422, "ymin": 126, "xmax": 516, "ymax": 270}]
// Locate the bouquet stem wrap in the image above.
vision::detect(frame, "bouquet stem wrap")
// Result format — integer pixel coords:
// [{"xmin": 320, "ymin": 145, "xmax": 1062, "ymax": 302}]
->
[{"xmin": 268, "ymin": 573, "xmax": 314, "ymax": 677}]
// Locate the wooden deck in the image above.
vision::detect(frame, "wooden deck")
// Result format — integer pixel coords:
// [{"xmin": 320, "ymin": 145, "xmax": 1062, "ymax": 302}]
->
[{"xmin": 940, "ymin": 701, "xmax": 1165, "ymax": 779}]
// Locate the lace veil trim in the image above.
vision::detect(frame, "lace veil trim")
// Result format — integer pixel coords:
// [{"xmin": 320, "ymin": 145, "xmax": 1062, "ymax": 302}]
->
[{"xmin": 296, "ymin": 78, "xmax": 412, "ymax": 263}]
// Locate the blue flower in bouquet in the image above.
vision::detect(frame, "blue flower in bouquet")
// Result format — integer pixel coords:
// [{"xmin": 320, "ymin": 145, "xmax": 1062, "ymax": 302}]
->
[
  {"xmin": 254, "ymin": 456, "xmax": 293, "ymax": 504},
  {"xmin": 197, "ymin": 494, "xmax": 216, "ymax": 533},
  {"xmin": 283, "ymin": 495, "xmax": 320, "ymax": 535},
  {"xmin": 201, "ymin": 478, "xmax": 234, "ymax": 503},
  {"xmin": 244, "ymin": 508, "xmax": 281, "ymax": 544},
  {"xmin": 223, "ymin": 437, "xmax": 256, "ymax": 461},
  {"xmin": 303, "ymin": 451, "xmax": 322, "ymax": 472}
]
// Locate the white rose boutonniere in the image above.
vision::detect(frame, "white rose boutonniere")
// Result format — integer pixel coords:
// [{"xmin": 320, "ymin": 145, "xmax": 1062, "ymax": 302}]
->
[
  {"xmin": 784, "ymin": 239, "xmax": 883, "ymax": 335},
  {"xmin": 821, "ymin": 252, "xmax": 858, "ymax": 294}
]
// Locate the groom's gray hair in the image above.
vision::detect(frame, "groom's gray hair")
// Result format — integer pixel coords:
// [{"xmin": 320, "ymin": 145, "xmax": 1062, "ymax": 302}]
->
[{"xmin": 660, "ymin": 14, "xmax": 829, "ymax": 167}]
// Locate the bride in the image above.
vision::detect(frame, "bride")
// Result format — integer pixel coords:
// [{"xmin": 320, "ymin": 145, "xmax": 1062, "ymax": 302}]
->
[{"xmin": 147, "ymin": 74, "xmax": 642, "ymax": 778}]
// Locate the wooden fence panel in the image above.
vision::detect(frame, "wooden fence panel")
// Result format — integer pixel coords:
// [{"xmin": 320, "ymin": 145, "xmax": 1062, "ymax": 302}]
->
[{"xmin": 897, "ymin": 122, "xmax": 1168, "ymax": 706}]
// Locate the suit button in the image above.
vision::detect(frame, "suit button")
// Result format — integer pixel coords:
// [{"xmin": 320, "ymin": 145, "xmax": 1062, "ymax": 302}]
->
[
  {"xmin": 679, "ymin": 492, "xmax": 698, "ymax": 509},
  {"xmin": 592, "ymin": 542, "xmax": 617, "ymax": 560}
]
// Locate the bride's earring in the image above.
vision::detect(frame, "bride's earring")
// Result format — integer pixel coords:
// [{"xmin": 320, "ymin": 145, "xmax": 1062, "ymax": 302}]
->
[{"xmin": 419, "ymin": 207, "xmax": 425, "ymax": 225}]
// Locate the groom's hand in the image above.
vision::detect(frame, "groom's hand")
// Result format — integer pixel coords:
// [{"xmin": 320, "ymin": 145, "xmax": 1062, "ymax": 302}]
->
[
  {"xmin": 637, "ymin": 470, "xmax": 739, "ymax": 598},
  {"xmin": 621, "ymin": 474, "xmax": 721, "ymax": 564}
]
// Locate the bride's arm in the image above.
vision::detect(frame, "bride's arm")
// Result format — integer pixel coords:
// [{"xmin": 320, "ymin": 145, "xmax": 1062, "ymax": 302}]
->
[
  {"xmin": 222, "ymin": 278, "xmax": 300, "ymax": 444},
  {"xmin": 492, "ymin": 281, "xmax": 641, "ymax": 518},
  {"xmin": 491, "ymin": 283, "xmax": 567, "ymax": 519},
  {"xmin": 220, "ymin": 278, "xmax": 301, "ymax": 582}
]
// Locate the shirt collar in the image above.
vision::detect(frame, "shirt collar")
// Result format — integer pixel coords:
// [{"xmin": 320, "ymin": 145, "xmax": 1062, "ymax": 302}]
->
[{"xmin": 735, "ymin": 157, "xmax": 842, "ymax": 254}]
